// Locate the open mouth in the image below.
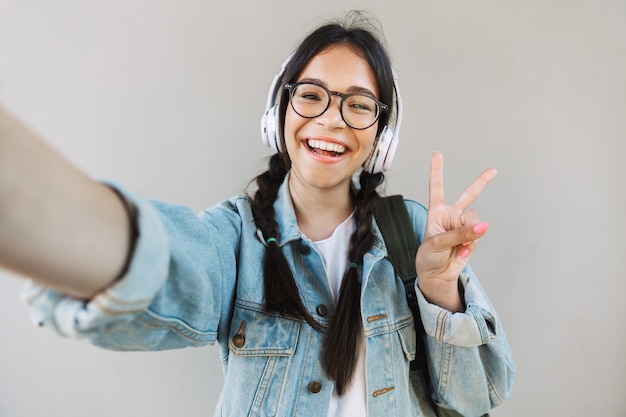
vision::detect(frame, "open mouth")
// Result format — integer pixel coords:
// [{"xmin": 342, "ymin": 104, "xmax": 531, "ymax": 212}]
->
[{"xmin": 307, "ymin": 139, "xmax": 346, "ymax": 158}]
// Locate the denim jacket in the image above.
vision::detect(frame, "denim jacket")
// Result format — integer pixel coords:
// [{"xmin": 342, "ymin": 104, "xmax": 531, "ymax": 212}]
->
[{"xmin": 23, "ymin": 178, "xmax": 515, "ymax": 417}]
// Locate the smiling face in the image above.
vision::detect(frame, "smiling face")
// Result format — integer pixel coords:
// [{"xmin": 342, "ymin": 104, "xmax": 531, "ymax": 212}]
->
[{"xmin": 283, "ymin": 45, "xmax": 380, "ymax": 195}]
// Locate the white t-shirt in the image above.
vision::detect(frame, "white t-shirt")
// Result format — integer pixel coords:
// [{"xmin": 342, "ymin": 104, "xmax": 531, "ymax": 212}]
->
[{"xmin": 312, "ymin": 213, "xmax": 367, "ymax": 417}]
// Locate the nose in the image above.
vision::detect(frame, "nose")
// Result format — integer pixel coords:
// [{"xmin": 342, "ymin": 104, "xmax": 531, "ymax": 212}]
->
[{"xmin": 315, "ymin": 95, "xmax": 346, "ymax": 129}]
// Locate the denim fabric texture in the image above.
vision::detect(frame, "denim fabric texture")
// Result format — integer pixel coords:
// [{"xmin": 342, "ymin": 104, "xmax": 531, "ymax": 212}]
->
[{"xmin": 23, "ymin": 178, "xmax": 515, "ymax": 417}]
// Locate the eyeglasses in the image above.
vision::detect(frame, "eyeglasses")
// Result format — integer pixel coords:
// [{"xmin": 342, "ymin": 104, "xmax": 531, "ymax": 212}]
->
[{"xmin": 285, "ymin": 82, "xmax": 388, "ymax": 130}]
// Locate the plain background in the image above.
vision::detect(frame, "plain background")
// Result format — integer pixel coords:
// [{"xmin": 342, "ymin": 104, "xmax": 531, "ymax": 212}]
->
[{"xmin": 0, "ymin": 0, "xmax": 625, "ymax": 416}]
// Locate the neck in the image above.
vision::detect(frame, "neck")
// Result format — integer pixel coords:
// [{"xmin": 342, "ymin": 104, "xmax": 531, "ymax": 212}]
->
[{"xmin": 288, "ymin": 175, "xmax": 354, "ymax": 241}]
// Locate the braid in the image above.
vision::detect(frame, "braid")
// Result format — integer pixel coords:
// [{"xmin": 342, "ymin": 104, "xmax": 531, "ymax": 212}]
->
[
  {"xmin": 323, "ymin": 171, "xmax": 383, "ymax": 395},
  {"xmin": 250, "ymin": 153, "xmax": 322, "ymax": 331},
  {"xmin": 250, "ymin": 153, "xmax": 287, "ymax": 236}
]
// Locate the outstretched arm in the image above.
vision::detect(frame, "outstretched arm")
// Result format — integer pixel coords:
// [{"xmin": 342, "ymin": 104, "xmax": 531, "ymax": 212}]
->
[
  {"xmin": 416, "ymin": 151, "xmax": 497, "ymax": 312},
  {"xmin": 0, "ymin": 105, "xmax": 133, "ymax": 299}
]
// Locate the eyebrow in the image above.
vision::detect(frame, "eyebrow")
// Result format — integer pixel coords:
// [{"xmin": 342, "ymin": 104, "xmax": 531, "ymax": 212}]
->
[{"xmin": 298, "ymin": 78, "xmax": 378, "ymax": 98}]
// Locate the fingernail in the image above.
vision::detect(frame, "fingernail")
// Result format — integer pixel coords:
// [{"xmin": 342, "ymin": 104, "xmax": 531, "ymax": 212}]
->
[
  {"xmin": 460, "ymin": 248, "xmax": 470, "ymax": 259},
  {"xmin": 473, "ymin": 222, "xmax": 489, "ymax": 234}
]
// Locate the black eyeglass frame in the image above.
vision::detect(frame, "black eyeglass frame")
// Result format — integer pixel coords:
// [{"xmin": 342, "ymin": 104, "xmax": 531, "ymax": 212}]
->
[{"xmin": 284, "ymin": 82, "xmax": 388, "ymax": 130}]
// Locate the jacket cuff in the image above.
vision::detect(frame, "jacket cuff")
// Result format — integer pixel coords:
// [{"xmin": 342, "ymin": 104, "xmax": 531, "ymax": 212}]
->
[
  {"xmin": 415, "ymin": 270, "xmax": 499, "ymax": 347},
  {"xmin": 22, "ymin": 181, "xmax": 171, "ymax": 337}
]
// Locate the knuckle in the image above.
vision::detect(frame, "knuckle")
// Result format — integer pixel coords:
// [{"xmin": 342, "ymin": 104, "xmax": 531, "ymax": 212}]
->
[{"xmin": 459, "ymin": 227, "xmax": 474, "ymax": 242}]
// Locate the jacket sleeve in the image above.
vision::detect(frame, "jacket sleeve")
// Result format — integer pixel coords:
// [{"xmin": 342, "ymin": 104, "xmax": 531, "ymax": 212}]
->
[
  {"xmin": 22, "ymin": 182, "xmax": 239, "ymax": 352},
  {"xmin": 415, "ymin": 269, "xmax": 515, "ymax": 415},
  {"xmin": 405, "ymin": 199, "xmax": 516, "ymax": 416}
]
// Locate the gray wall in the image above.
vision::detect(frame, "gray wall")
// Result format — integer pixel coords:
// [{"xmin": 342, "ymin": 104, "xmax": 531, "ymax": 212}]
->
[{"xmin": 1, "ymin": 1, "xmax": 624, "ymax": 415}]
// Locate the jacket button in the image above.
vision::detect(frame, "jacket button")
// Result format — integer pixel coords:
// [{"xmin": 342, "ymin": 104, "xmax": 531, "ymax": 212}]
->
[
  {"xmin": 298, "ymin": 242, "xmax": 311, "ymax": 255},
  {"xmin": 316, "ymin": 304, "xmax": 328, "ymax": 317},
  {"xmin": 308, "ymin": 380, "xmax": 322, "ymax": 393},
  {"xmin": 232, "ymin": 320, "xmax": 246, "ymax": 348},
  {"xmin": 232, "ymin": 334, "xmax": 245, "ymax": 348}
]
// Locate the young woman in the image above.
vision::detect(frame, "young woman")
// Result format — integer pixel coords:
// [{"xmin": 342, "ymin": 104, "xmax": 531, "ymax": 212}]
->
[{"xmin": 0, "ymin": 13, "xmax": 514, "ymax": 417}]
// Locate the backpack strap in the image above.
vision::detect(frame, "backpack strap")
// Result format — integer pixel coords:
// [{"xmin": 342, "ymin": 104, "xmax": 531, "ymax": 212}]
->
[
  {"xmin": 372, "ymin": 195, "xmax": 427, "ymax": 372},
  {"xmin": 372, "ymin": 195, "xmax": 419, "ymax": 281}
]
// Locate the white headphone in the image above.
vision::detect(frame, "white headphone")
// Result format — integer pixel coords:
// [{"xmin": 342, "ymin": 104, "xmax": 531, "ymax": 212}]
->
[{"xmin": 260, "ymin": 54, "xmax": 403, "ymax": 174}]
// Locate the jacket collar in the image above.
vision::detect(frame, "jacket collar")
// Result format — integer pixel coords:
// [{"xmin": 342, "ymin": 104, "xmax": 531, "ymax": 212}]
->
[
  {"xmin": 254, "ymin": 173, "xmax": 301, "ymax": 247},
  {"xmin": 273, "ymin": 174, "xmax": 302, "ymax": 245},
  {"xmin": 258, "ymin": 172, "xmax": 387, "ymax": 258}
]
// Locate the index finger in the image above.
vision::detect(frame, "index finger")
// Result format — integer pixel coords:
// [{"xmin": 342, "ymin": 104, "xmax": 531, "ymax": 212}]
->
[
  {"xmin": 428, "ymin": 151, "xmax": 445, "ymax": 208},
  {"xmin": 454, "ymin": 167, "xmax": 498, "ymax": 210}
]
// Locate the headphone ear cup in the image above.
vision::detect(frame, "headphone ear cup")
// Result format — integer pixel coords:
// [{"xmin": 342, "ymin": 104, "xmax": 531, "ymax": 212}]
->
[
  {"xmin": 261, "ymin": 54, "xmax": 293, "ymax": 152},
  {"xmin": 261, "ymin": 105, "xmax": 282, "ymax": 152},
  {"xmin": 363, "ymin": 126, "xmax": 397, "ymax": 174},
  {"xmin": 363, "ymin": 73, "xmax": 402, "ymax": 174}
]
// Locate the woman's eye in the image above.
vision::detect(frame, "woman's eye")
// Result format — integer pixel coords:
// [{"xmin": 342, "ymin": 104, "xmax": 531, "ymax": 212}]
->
[
  {"xmin": 352, "ymin": 103, "xmax": 370, "ymax": 110},
  {"xmin": 347, "ymin": 98, "xmax": 374, "ymax": 113},
  {"xmin": 300, "ymin": 93, "xmax": 321, "ymax": 101}
]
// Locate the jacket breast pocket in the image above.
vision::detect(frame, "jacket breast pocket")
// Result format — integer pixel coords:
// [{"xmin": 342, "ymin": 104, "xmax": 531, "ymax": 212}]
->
[
  {"xmin": 228, "ymin": 301, "xmax": 300, "ymax": 356},
  {"xmin": 221, "ymin": 301, "xmax": 301, "ymax": 416}
]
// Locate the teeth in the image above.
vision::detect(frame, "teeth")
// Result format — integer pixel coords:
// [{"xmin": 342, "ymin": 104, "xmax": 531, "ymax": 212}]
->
[{"xmin": 307, "ymin": 139, "xmax": 346, "ymax": 154}]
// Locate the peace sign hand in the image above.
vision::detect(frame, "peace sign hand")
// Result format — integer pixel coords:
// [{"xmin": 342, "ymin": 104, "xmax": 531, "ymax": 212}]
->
[{"xmin": 415, "ymin": 152, "xmax": 497, "ymax": 312}]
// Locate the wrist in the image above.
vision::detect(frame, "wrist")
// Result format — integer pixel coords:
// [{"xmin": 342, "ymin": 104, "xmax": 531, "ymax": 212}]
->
[{"xmin": 417, "ymin": 276, "xmax": 464, "ymax": 313}]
